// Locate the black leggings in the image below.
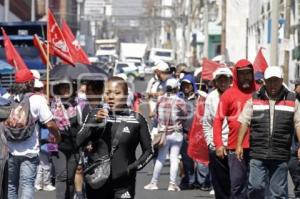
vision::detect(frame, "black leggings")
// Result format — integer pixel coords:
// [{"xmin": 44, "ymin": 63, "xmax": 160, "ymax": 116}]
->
[
  {"xmin": 52, "ymin": 150, "xmax": 79, "ymax": 199},
  {"xmin": 86, "ymin": 180, "xmax": 136, "ymax": 199}
]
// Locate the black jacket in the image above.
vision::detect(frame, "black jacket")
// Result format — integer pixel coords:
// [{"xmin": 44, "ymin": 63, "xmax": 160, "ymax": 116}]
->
[
  {"xmin": 250, "ymin": 86, "xmax": 295, "ymax": 161},
  {"xmin": 77, "ymin": 107, "xmax": 153, "ymax": 188}
]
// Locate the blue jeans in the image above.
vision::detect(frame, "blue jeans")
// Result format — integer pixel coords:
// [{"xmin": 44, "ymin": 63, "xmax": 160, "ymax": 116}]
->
[
  {"xmin": 195, "ymin": 162, "xmax": 210, "ymax": 186},
  {"xmin": 288, "ymin": 153, "xmax": 300, "ymax": 198},
  {"xmin": 248, "ymin": 159, "xmax": 288, "ymax": 199},
  {"xmin": 8, "ymin": 155, "xmax": 39, "ymax": 199},
  {"xmin": 180, "ymin": 136, "xmax": 195, "ymax": 185}
]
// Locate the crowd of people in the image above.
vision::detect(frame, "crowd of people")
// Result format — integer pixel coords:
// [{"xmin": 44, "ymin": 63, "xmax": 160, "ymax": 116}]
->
[{"xmin": 0, "ymin": 57, "xmax": 300, "ymax": 199}]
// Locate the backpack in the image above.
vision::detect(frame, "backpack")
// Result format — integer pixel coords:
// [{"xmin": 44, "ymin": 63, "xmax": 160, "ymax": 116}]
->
[{"xmin": 2, "ymin": 94, "xmax": 36, "ymax": 141}]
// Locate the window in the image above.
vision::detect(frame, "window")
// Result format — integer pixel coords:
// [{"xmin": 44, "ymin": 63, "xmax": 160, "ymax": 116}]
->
[{"xmin": 155, "ymin": 51, "xmax": 171, "ymax": 57}]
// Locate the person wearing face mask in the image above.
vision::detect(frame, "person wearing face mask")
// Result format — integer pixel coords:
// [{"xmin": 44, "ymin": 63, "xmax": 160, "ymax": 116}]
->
[
  {"xmin": 213, "ymin": 59, "xmax": 256, "ymax": 199},
  {"xmin": 76, "ymin": 76, "xmax": 153, "ymax": 199},
  {"xmin": 50, "ymin": 81, "xmax": 86, "ymax": 199}
]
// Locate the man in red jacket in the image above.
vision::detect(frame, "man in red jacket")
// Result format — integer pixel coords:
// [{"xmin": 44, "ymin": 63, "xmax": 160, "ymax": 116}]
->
[{"xmin": 213, "ymin": 59, "xmax": 256, "ymax": 199}]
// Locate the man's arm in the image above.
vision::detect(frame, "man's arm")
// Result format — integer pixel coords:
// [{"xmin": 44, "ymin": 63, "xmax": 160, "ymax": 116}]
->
[
  {"xmin": 293, "ymin": 99, "xmax": 300, "ymax": 160},
  {"xmin": 213, "ymin": 93, "xmax": 230, "ymax": 158},
  {"xmin": 203, "ymin": 96, "xmax": 213, "ymax": 147},
  {"xmin": 45, "ymin": 120, "xmax": 61, "ymax": 143},
  {"xmin": 236, "ymin": 99, "xmax": 253, "ymax": 160},
  {"xmin": 235, "ymin": 123, "xmax": 249, "ymax": 161}
]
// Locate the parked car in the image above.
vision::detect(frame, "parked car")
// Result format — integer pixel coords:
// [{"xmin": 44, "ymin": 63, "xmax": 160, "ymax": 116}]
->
[
  {"xmin": 125, "ymin": 58, "xmax": 145, "ymax": 80},
  {"xmin": 113, "ymin": 62, "xmax": 140, "ymax": 83}
]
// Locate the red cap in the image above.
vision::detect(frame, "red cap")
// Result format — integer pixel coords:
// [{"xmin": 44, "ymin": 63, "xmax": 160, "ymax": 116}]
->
[
  {"xmin": 235, "ymin": 59, "xmax": 252, "ymax": 69},
  {"xmin": 15, "ymin": 69, "xmax": 34, "ymax": 83}
]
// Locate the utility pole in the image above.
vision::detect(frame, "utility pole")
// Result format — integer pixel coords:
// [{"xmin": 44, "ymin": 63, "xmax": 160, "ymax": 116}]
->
[
  {"xmin": 4, "ymin": 0, "xmax": 9, "ymax": 22},
  {"xmin": 31, "ymin": 0, "xmax": 36, "ymax": 21},
  {"xmin": 270, "ymin": 0, "xmax": 279, "ymax": 66},
  {"xmin": 283, "ymin": 0, "xmax": 291, "ymax": 84},
  {"xmin": 221, "ymin": 0, "xmax": 226, "ymax": 55},
  {"xmin": 246, "ymin": 18, "xmax": 249, "ymax": 59},
  {"xmin": 203, "ymin": 0, "xmax": 209, "ymax": 58}
]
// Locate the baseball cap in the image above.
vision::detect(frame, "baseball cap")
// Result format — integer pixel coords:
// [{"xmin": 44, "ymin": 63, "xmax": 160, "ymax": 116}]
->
[
  {"xmin": 264, "ymin": 66, "xmax": 283, "ymax": 79},
  {"xmin": 153, "ymin": 60, "xmax": 170, "ymax": 72},
  {"xmin": 181, "ymin": 79, "xmax": 192, "ymax": 84},
  {"xmin": 30, "ymin": 70, "xmax": 44, "ymax": 88},
  {"xmin": 213, "ymin": 67, "xmax": 233, "ymax": 79},
  {"xmin": 15, "ymin": 69, "xmax": 34, "ymax": 83},
  {"xmin": 254, "ymin": 71, "xmax": 264, "ymax": 81},
  {"xmin": 166, "ymin": 78, "xmax": 179, "ymax": 89}
]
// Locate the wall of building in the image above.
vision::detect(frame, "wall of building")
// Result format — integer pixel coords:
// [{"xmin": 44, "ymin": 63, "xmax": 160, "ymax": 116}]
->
[{"xmin": 226, "ymin": 0, "xmax": 249, "ymax": 63}]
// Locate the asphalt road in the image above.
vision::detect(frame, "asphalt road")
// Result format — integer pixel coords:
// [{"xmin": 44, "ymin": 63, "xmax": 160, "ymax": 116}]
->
[{"xmin": 35, "ymin": 75, "xmax": 297, "ymax": 199}]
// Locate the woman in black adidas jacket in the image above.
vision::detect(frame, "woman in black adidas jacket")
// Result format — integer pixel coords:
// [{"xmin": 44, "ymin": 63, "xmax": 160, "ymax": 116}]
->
[{"xmin": 77, "ymin": 76, "xmax": 153, "ymax": 199}]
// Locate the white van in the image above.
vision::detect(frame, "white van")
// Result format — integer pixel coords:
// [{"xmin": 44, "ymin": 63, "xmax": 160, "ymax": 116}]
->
[{"xmin": 149, "ymin": 48, "xmax": 175, "ymax": 63}]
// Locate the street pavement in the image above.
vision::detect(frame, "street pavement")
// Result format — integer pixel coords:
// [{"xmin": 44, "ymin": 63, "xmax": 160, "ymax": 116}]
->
[
  {"xmin": 36, "ymin": 161, "xmax": 214, "ymax": 199},
  {"xmin": 35, "ymin": 76, "xmax": 297, "ymax": 198}
]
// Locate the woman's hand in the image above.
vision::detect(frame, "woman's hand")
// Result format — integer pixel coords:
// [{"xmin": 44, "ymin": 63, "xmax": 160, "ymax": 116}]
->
[{"xmin": 95, "ymin": 108, "xmax": 109, "ymax": 123}]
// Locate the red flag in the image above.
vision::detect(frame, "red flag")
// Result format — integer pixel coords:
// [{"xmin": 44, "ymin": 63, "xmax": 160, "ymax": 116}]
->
[
  {"xmin": 201, "ymin": 58, "xmax": 224, "ymax": 80},
  {"xmin": 61, "ymin": 20, "xmax": 91, "ymax": 65},
  {"xmin": 1, "ymin": 27, "xmax": 28, "ymax": 71},
  {"xmin": 47, "ymin": 9, "xmax": 75, "ymax": 66},
  {"xmin": 187, "ymin": 96, "xmax": 209, "ymax": 166},
  {"xmin": 253, "ymin": 47, "xmax": 268, "ymax": 73}
]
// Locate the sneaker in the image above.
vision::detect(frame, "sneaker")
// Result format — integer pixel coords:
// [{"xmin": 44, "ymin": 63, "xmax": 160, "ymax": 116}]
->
[
  {"xmin": 168, "ymin": 183, "xmax": 181, "ymax": 192},
  {"xmin": 200, "ymin": 184, "xmax": 212, "ymax": 191},
  {"xmin": 179, "ymin": 183, "xmax": 194, "ymax": 190},
  {"xmin": 35, "ymin": 185, "xmax": 42, "ymax": 191},
  {"xmin": 209, "ymin": 189, "xmax": 215, "ymax": 195},
  {"xmin": 74, "ymin": 192, "xmax": 84, "ymax": 199},
  {"xmin": 43, "ymin": 184, "xmax": 56, "ymax": 191},
  {"xmin": 144, "ymin": 182, "xmax": 158, "ymax": 190}
]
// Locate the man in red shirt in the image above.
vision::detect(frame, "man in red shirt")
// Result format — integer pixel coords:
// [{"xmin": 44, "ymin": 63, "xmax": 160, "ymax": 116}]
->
[{"xmin": 213, "ymin": 59, "xmax": 256, "ymax": 199}]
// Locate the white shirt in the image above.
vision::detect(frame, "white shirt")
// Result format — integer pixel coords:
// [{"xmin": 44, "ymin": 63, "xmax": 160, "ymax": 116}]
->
[
  {"xmin": 8, "ymin": 94, "xmax": 53, "ymax": 156},
  {"xmin": 203, "ymin": 89, "xmax": 229, "ymax": 149}
]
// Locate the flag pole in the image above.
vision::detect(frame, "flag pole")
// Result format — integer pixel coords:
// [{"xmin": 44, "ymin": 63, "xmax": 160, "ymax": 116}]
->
[{"xmin": 46, "ymin": 9, "xmax": 50, "ymax": 101}]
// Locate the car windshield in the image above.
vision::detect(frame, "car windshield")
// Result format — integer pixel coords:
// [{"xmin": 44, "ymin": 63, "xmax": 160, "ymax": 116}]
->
[
  {"xmin": 155, "ymin": 51, "xmax": 171, "ymax": 57},
  {"xmin": 117, "ymin": 64, "xmax": 129, "ymax": 70}
]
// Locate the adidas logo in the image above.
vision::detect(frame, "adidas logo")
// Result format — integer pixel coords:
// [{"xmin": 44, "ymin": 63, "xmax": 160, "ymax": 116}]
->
[
  {"xmin": 122, "ymin": 126, "xmax": 130, "ymax": 133},
  {"xmin": 120, "ymin": 191, "xmax": 131, "ymax": 198}
]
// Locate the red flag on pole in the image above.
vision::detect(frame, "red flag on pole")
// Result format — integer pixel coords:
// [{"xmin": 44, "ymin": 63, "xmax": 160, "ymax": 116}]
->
[
  {"xmin": 187, "ymin": 96, "xmax": 209, "ymax": 166},
  {"xmin": 253, "ymin": 47, "xmax": 268, "ymax": 73},
  {"xmin": 47, "ymin": 9, "xmax": 75, "ymax": 66},
  {"xmin": 201, "ymin": 58, "xmax": 224, "ymax": 80},
  {"xmin": 61, "ymin": 19, "xmax": 91, "ymax": 65},
  {"xmin": 1, "ymin": 27, "xmax": 28, "ymax": 71}
]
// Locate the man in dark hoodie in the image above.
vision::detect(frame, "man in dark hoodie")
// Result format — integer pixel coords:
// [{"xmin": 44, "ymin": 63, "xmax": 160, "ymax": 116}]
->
[
  {"xmin": 213, "ymin": 59, "xmax": 256, "ymax": 199},
  {"xmin": 178, "ymin": 74, "xmax": 211, "ymax": 190}
]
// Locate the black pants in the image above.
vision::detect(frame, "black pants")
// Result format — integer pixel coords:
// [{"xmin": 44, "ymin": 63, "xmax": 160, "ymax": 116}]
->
[
  {"xmin": 209, "ymin": 149, "xmax": 230, "ymax": 199},
  {"xmin": 288, "ymin": 153, "xmax": 300, "ymax": 198},
  {"xmin": 227, "ymin": 150, "xmax": 249, "ymax": 199},
  {"xmin": 52, "ymin": 150, "xmax": 79, "ymax": 199},
  {"xmin": 86, "ymin": 180, "xmax": 136, "ymax": 199},
  {"xmin": 180, "ymin": 137, "xmax": 195, "ymax": 186}
]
